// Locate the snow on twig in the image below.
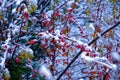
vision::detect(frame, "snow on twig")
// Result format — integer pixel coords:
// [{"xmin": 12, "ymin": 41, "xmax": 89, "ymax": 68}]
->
[
  {"xmin": 0, "ymin": 33, "xmax": 11, "ymax": 69},
  {"xmin": 38, "ymin": 31, "xmax": 117, "ymax": 70},
  {"xmin": 0, "ymin": 23, "xmax": 21, "ymax": 70},
  {"xmin": 81, "ymin": 52, "xmax": 117, "ymax": 70}
]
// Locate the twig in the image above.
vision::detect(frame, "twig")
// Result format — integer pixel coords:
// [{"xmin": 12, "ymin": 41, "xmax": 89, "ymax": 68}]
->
[{"xmin": 40, "ymin": 0, "xmax": 51, "ymax": 13}]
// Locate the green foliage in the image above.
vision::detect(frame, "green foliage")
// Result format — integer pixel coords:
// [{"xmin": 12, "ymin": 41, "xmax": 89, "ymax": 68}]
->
[{"xmin": 6, "ymin": 59, "xmax": 30, "ymax": 80}]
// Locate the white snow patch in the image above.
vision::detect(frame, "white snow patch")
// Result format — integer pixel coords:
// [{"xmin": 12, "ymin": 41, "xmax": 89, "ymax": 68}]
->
[
  {"xmin": 67, "ymin": 0, "xmax": 74, "ymax": 6},
  {"xmin": 29, "ymin": 0, "xmax": 37, "ymax": 6},
  {"xmin": 25, "ymin": 47, "xmax": 34, "ymax": 55},
  {"xmin": 89, "ymin": 23, "xmax": 95, "ymax": 30},
  {"xmin": 46, "ymin": 10, "xmax": 54, "ymax": 18},
  {"xmin": 111, "ymin": 52, "xmax": 120, "ymax": 61},
  {"xmin": 15, "ymin": 0, "xmax": 23, "ymax": 5},
  {"xmin": 81, "ymin": 52, "xmax": 117, "ymax": 70},
  {"xmin": 39, "ymin": 65, "xmax": 52, "ymax": 79}
]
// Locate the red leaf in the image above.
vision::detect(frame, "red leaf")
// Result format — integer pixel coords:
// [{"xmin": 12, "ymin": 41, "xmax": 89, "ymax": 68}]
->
[
  {"xmin": 55, "ymin": 11, "xmax": 59, "ymax": 17},
  {"xmin": 61, "ymin": 39, "xmax": 65, "ymax": 42},
  {"xmin": 48, "ymin": 28, "xmax": 53, "ymax": 32},
  {"xmin": 15, "ymin": 57, "xmax": 20, "ymax": 63},
  {"xmin": 41, "ymin": 44, "xmax": 46, "ymax": 49},
  {"xmin": 62, "ymin": 47, "xmax": 66, "ymax": 52},
  {"xmin": 49, "ymin": 54, "xmax": 53, "ymax": 58},
  {"xmin": 66, "ymin": 8, "xmax": 73, "ymax": 13},
  {"xmin": 41, "ymin": 12, "xmax": 45, "ymax": 18},
  {"xmin": 95, "ymin": 24, "xmax": 101, "ymax": 33},
  {"xmin": 90, "ymin": 53, "xmax": 97, "ymax": 57},
  {"xmin": 69, "ymin": 15, "xmax": 73, "ymax": 18},
  {"xmin": 81, "ymin": 45, "xmax": 85, "ymax": 51},
  {"xmin": 86, "ymin": 53, "xmax": 89, "ymax": 56},
  {"xmin": 32, "ymin": 74, "xmax": 37, "ymax": 78},
  {"xmin": 24, "ymin": 12, "xmax": 29, "ymax": 19},
  {"xmin": 62, "ymin": 52, "xmax": 68, "ymax": 56},
  {"xmin": 72, "ymin": 3, "xmax": 77, "ymax": 9},
  {"xmin": 63, "ymin": 61, "xmax": 68, "ymax": 65},
  {"xmin": 75, "ymin": 45, "xmax": 81, "ymax": 48},
  {"xmin": 104, "ymin": 73, "xmax": 110, "ymax": 80},
  {"xmin": 2, "ymin": 45, "xmax": 7, "ymax": 51},
  {"xmin": 45, "ymin": 21, "xmax": 50, "ymax": 27},
  {"xmin": 28, "ymin": 40, "xmax": 36, "ymax": 44},
  {"xmin": 89, "ymin": 71, "xmax": 97, "ymax": 75},
  {"xmin": 37, "ymin": 33, "xmax": 43, "ymax": 36},
  {"xmin": 45, "ymin": 38, "xmax": 48, "ymax": 43},
  {"xmin": 51, "ymin": 38, "xmax": 57, "ymax": 44}
]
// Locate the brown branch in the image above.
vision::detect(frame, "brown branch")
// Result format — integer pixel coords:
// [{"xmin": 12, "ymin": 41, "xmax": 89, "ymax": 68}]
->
[{"xmin": 56, "ymin": 22, "xmax": 120, "ymax": 80}]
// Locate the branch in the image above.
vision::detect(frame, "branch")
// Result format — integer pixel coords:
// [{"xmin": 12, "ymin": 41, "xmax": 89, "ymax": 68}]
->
[
  {"xmin": 56, "ymin": 22, "xmax": 120, "ymax": 80},
  {"xmin": 40, "ymin": 0, "xmax": 51, "ymax": 13},
  {"xmin": 88, "ymin": 22, "xmax": 120, "ymax": 45}
]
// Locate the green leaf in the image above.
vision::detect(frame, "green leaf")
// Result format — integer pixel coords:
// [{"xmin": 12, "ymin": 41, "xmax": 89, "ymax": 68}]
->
[
  {"xmin": 109, "ymin": 0, "xmax": 117, "ymax": 3},
  {"xmin": 86, "ymin": 9, "xmax": 90, "ymax": 16},
  {"xmin": 74, "ymin": 0, "xmax": 78, "ymax": 2},
  {"xmin": 87, "ymin": 0, "xmax": 90, "ymax": 3},
  {"xmin": 23, "ymin": 26, "xmax": 28, "ymax": 31},
  {"xmin": 55, "ymin": 0, "xmax": 58, "ymax": 4}
]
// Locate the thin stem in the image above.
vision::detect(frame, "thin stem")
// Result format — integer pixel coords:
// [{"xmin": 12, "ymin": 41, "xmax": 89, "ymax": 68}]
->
[{"xmin": 56, "ymin": 51, "xmax": 83, "ymax": 80}]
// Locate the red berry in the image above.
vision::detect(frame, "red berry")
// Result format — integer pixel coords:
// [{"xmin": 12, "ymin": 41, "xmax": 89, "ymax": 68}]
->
[{"xmin": 15, "ymin": 57, "xmax": 20, "ymax": 63}]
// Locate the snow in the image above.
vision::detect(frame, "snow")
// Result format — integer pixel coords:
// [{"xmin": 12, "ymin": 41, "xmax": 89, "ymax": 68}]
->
[
  {"xmin": 66, "ymin": 0, "xmax": 74, "ymax": 6},
  {"xmin": 39, "ymin": 65, "xmax": 52, "ymax": 79},
  {"xmin": 81, "ymin": 52, "xmax": 117, "ymax": 70},
  {"xmin": 46, "ymin": 10, "xmax": 54, "ymax": 20},
  {"xmin": 0, "ymin": 0, "xmax": 119, "ymax": 79},
  {"xmin": 0, "ymin": 58, "xmax": 5, "ymax": 68},
  {"xmin": 89, "ymin": 23, "xmax": 95, "ymax": 32},
  {"xmin": 1, "ymin": 0, "xmax": 6, "ymax": 7},
  {"xmin": 12, "ymin": 8, "xmax": 16, "ymax": 14},
  {"xmin": 12, "ymin": 26, "xmax": 20, "ymax": 35},
  {"xmin": 15, "ymin": 0, "xmax": 23, "ymax": 5},
  {"xmin": 55, "ymin": 29, "xmax": 61, "ymax": 36},
  {"xmin": 29, "ymin": 0, "xmax": 37, "ymax": 6},
  {"xmin": 25, "ymin": 47, "xmax": 34, "ymax": 55},
  {"xmin": 111, "ymin": 52, "xmax": 120, "ymax": 61}
]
